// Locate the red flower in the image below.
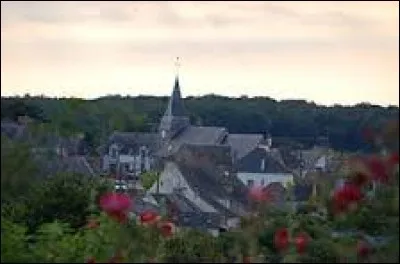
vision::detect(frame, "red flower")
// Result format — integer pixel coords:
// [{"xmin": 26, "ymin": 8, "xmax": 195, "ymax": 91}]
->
[
  {"xmin": 351, "ymin": 172, "xmax": 369, "ymax": 187},
  {"xmin": 294, "ymin": 232, "xmax": 310, "ymax": 254},
  {"xmin": 159, "ymin": 221, "xmax": 175, "ymax": 237},
  {"xmin": 140, "ymin": 210, "xmax": 160, "ymax": 225},
  {"xmin": 364, "ymin": 156, "xmax": 389, "ymax": 183},
  {"xmin": 86, "ymin": 219, "xmax": 100, "ymax": 229},
  {"xmin": 387, "ymin": 152, "xmax": 399, "ymax": 169},
  {"xmin": 332, "ymin": 183, "xmax": 362, "ymax": 214},
  {"xmin": 248, "ymin": 186, "xmax": 274, "ymax": 203},
  {"xmin": 99, "ymin": 193, "xmax": 132, "ymax": 222},
  {"xmin": 274, "ymin": 227, "xmax": 290, "ymax": 252},
  {"xmin": 357, "ymin": 240, "xmax": 371, "ymax": 258},
  {"xmin": 86, "ymin": 257, "xmax": 96, "ymax": 263}
]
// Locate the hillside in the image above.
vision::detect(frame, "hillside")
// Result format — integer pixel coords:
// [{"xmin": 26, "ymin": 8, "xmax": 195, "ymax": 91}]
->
[{"xmin": 1, "ymin": 95, "xmax": 398, "ymax": 152}]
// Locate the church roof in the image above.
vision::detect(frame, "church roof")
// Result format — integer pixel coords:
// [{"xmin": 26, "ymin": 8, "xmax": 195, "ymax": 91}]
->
[
  {"xmin": 227, "ymin": 134, "xmax": 263, "ymax": 160},
  {"xmin": 156, "ymin": 126, "xmax": 228, "ymax": 157},
  {"xmin": 171, "ymin": 144, "xmax": 250, "ymax": 216},
  {"xmin": 163, "ymin": 76, "xmax": 186, "ymax": 117}
]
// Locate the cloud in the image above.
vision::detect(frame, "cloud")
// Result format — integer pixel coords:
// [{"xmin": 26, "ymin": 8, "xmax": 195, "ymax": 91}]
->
[{"xmin": 1, "ymin": 1, "xmax": 398, "ymax": 105}]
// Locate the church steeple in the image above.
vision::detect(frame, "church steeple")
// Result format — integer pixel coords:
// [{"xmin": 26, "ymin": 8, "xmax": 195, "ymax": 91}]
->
[
  {"xmin": 164, "ymin": 75, "xmax": 186, "ymax": 117},
  {"xmin": 159, "ymin": 57, "xmax": 190, "ymax": 140}
]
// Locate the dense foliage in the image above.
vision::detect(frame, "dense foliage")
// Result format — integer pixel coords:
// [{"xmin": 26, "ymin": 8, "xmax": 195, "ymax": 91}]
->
[
  {"xmin": 1, "ymin": 95, "xmax": 398, "ymax": 151},
  {"xmin": 2, "ymin": 121, "xmax": 399, "ymax": 263}
]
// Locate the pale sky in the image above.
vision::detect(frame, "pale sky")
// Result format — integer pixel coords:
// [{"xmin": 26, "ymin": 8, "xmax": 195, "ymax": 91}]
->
[{"xmin": 1, "ymin": 1, "xmax": 399, "ymax": 106}]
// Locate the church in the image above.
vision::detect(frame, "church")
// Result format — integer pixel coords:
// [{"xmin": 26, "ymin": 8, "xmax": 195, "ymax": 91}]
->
[{"xmin": 100, "ymin": 72, "xmax": 291, "ymax": 187}]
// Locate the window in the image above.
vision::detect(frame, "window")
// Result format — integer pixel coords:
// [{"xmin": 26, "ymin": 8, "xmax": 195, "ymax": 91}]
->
[
  {"xmin": 140, "ymin": 148, "xmax": 146, "ymax": 159},
  {"xmin": 261, "ymin": 179, "xmax": 265, "ymax": 186},
  {"xmin": 247, "ymin": 179, "xmax": 254, "ymax": 187},
  {"xmin": 110, "ymin": 164, "xmax": 117, "ymax": 174},
  {"xmin": 110, "ymin": 147, "xmax": 118, "ymax": 158}
]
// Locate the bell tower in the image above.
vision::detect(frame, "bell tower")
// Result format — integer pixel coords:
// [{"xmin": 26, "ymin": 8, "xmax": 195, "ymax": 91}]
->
[{"xmin": 159, "ymin": 57, "xmax": 190, "ymax": 141}]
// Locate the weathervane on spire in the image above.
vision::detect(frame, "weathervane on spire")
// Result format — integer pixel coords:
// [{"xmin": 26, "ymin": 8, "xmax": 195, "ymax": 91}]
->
[{"xmin": 174, "ymin": 56, "xmax": 180, "ymax": 76}]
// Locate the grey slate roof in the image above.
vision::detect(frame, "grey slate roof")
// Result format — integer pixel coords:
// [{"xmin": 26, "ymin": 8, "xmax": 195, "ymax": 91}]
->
[
  {"xmin": 131, "ymin": 196, "xmax": 160, "ymax": 215},
  {"xmin": 236, "ymin": 147, "xmax": 291, "ymax": 173},
  {"xmin": 170, "ymin": 144, "xmax": 250, "ymax": 217},
  {"xmin": 227, "ymin": 134, "xmax": 263, "ymax": 160},
  {"xmin": 33, "ymin": 154, "xmax": 96, "ymax": 177},
  {"xmin": 1, "ymin": 121, "xmax": 26, "ymax": 140},
  {"xmin": 108, "ymin": 131, "xmax": 158, "ymax": 154},
  {"xmin": 152, "ymin": 193, "xmax": 202, "ymax": 213},
  {"xmin": 176, "ymin": 211, "xmax": 222, "ymax": 229},
  {"xmin": 157, "ymin": 126, "xmax": 228, "ymax": 157}
]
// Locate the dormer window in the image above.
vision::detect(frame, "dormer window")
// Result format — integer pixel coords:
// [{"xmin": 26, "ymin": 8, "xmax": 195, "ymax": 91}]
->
[{"xmin": 110, "ymin": 146, "xmax": 118, "ymax": 158}]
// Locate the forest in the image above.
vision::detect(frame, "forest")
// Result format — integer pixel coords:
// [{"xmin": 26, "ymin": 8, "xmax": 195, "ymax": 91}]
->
[{"xmin": 1, "ymin": 95, "xmax": 399, "ymax": 152}]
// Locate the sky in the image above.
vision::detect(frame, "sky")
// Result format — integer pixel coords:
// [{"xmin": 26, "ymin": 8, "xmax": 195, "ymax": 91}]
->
[{"xmin": 1, "ymin": 1, "xmax": 399, "ymax": 106}]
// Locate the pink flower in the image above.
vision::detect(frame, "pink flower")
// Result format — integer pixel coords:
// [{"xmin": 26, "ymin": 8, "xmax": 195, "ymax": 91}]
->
[
  {"xmin": 294, "ymin": 232, "xmax": 311, "ymax": 254},
  {"xmin": 387, "ymin": 152, "xmax": 399, "ymax": 169},
  {"xmin": 364, "ymin": 156, "xmax": 389, "ymax": 183},
  {"xmin": 139, "ymin": 210, "xmax": 160, "ymax": 225},
  {"xmin": 99, "ymin": 193, "xmax": 133, "ymax": 223},
  {"xmin": 357, "ymin": 240, "xmax": 371, "ymax": 259},
  {"xmin": 248, "ymin": 186, "xmax": 274, "ymax": 203},
  {"xmin": 158, "ymin": 221, "xmax": 175, "ymax": 237},
  {"xmin": 274, "ymin": 227, "xmax": 290, "ymax": 252},
  {"xmin": 332, "ymin": 183, "xmax": 362, "ymax": 214}
]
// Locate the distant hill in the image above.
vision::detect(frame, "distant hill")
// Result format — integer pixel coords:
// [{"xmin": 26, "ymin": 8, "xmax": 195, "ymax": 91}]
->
[{"xmin": 1, "ymin": 95, "xmax": 398, "ymax": 152}]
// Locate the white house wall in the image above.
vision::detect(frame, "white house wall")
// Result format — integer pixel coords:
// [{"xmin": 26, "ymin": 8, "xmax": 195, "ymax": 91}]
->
[
  {"xmin": 148, "ymin": 162, "xmax": 218, "ymax": 213},
  {"xmin": 119, "ymin": 155, "xmax": 135, "ymax": 163},
  {"xmin": 238, "ymin": 172, "xmax": 293, "ymax": 187}
]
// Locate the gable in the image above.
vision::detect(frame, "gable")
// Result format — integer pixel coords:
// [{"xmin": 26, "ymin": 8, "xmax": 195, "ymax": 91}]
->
[{"xmin": 236, "ymin": 147, "xmax": 289, "ymax": 173}]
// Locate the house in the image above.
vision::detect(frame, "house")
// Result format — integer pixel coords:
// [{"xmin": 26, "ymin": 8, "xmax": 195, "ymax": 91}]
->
[
  {"xmin": 235, "ymin": 139, "xmax": 294, "ymax": 188},
  {"xmin": 148, "ymin": 143, "xmax": 249, "ymax": 230}
]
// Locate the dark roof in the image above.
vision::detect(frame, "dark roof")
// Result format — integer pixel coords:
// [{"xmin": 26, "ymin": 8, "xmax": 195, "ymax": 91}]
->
[
  {"xmin": 33, "ymin": 154, "xmax": 95, "ymax": 177},
  {"xmin": 152, "ymin": 193, "xmax": 201, "ymax": 213},
  {"xmin": 236, "ymin": 147, "xmax": 290, "ymax": 173},
  {"xmin": 170, "ymin": 144, "xmax": 249, "ymax": 217},
  {"xmin": 157, "ymin": 126, "xmax": 228, "ymax": 157},
  {"xmin": 132, "ymin": 196, "xmax": 160, "ymax": 215},
  {"xmin": 163, "ymin": 76, "xmax": 186, "ymax": 117},
  {"xmin": 175, "ymin": 211, "xmax": 222, "ymax": 229},
  {"xmin": 1, "ymin": 121, "xmax": 26, "ymax": 140},
  {"xmin": 227, "ymin": 134, "xmax": 263, "ymax": 160},
  {"xmin": 108, "ymin": 132, "xmax": 158, "ymax": 154},
  {"xmin": 177, "ymin": 144, "xmax": 232, "ymax": 166}
]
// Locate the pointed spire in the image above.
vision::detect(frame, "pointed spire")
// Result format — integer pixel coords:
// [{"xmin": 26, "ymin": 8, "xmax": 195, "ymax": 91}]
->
[
  {"xmin": 158, "ymin": 57, "xmax": 190, "ymax": 138},
  {"xmin": 164, "ymin": 75, "xmax": 186, "ymax": 117},
  {"xmin": 164, "ymin": 57, "xmax": 186, "ymax": 117}
]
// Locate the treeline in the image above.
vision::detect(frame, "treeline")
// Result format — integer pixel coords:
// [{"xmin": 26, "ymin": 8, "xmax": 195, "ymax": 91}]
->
[{"xmin": 1, "ymin": 95, "xmax": 398, "ymax": 152}]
